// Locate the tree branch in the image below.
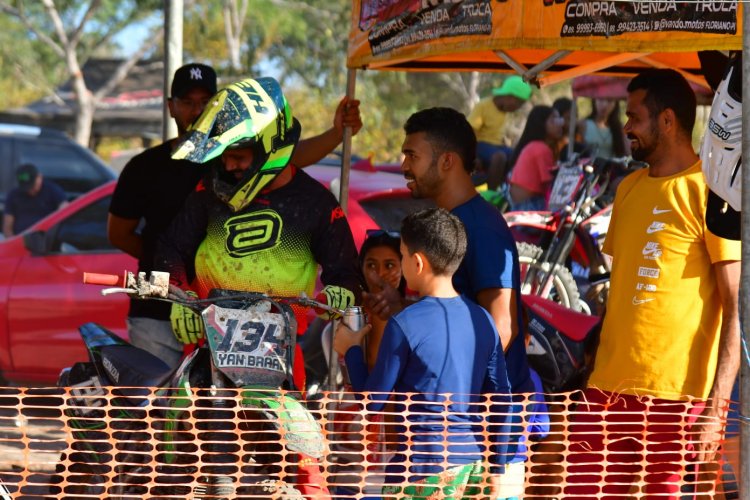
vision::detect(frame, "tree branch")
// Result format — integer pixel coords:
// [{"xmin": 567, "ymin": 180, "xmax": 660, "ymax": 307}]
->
[
  {"xmin": 41, "ymin": 0, "xmax": 72, "ymax": 50},
  {"xmin": 265, "ymin": 0, "xmax": 341, "ymax": 19},
  {"xmin": 69, "ymin": 0, "xmax": 103, "ymax": 49},
  {"xmin": 93, "ymin": 26, "xmax": 164, "ymax": 101},
  {"xmin": 85, "ymin": 9, "xmax": 146, "ymax": 56},
  {"xmin": 0, "ymin": 1, "xmax": 65, "ymax": 57}
]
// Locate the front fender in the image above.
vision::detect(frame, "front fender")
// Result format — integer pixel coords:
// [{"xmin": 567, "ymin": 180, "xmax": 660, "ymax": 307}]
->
[
  {"xmin": 242, "ymin": 389, "xmax": 325, "ymax": 459},
  {"xmin": 503, "ymin": 210, "xmax": 556, "ymax": 230}
]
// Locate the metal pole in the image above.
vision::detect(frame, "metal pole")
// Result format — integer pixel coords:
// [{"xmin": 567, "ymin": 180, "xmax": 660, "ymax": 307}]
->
[
  {"xmin": 163, "ymin": 0, "xmax": 183, "ymax": 141},
  {"xmin": 339, "ymin": 69, "xmax": 357, "ymax": 213},
  {"xmin": 740, "ymin": 3, "xmax": 750, "ymax": 498},
  {"xmin": 567, "ymin": 96, "xmax": 577, "ymax": 161}
]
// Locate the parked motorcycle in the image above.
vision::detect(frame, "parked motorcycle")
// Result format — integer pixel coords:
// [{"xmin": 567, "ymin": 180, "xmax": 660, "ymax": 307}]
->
[
  {"xmin": 522, "ymin": 294, "xmax": 601, "ymax": 394},
  {"xmin": 506, "ymin": 156, "xmax": 644, "ymax": 314},
  {"xmin": 57, "ymin": 270, "xmax": 338, "ymax": 499}
]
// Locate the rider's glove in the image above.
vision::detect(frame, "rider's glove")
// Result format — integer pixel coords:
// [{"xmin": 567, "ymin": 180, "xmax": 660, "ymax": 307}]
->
[
  {"xmin": 170, "ymin": 291, "xmax": 204, "ymax": 344},
  {"xmin": 315, "ymin": 285, "xmax": 355, "ymax": 319}
]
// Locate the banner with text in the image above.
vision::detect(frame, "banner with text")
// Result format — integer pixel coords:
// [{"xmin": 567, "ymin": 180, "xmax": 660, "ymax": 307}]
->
[{"xmin": 348, "ymin": 0, "xmax": 742, "ymax": 69}]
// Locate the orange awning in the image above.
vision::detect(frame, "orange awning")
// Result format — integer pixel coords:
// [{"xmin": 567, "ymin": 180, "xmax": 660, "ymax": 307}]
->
[{"xmin": 348, "ymin": 1, "xmax": 742, "ymax": 88}]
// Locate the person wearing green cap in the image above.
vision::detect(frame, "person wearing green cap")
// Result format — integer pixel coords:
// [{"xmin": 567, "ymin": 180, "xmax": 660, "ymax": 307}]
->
[
  {"xmin": 468, "ymin": 75, "xmax": 532, "ymax": 191},
  {"xmin": 3, "ymin": 163, "xmax": 67, "ymax": 238}
]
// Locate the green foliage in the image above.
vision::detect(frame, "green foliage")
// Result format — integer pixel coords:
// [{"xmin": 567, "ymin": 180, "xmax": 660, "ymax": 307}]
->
[
  {"xmin": 261, "ymin": 1, "xmax": 350, "ymax": 91},
  {"xmin": 184, "ymin": 0, "xmax": 577, "ymax": 163},
  {"xmin": 1, "ymin": 0, "xmax": 580, "ymax": 163},
  {"xmin": 2, "ymin": 0, "xmax": 160, "ymax": 60},
  {"xmin": 183, "ymin": 0, "xmax": 231, "ymax": 70},
  {"xmin": 0, "ymin": 12, "xmax": 60, "ymax": 108},
  {"xmin": 0, "ymin": 0, "xmax": 162, "ymax": 109}
]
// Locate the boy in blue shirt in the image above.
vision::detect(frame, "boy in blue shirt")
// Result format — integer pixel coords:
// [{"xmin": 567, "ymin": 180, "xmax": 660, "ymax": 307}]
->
[{"xmin": 334, "ymin": 208, "xmax": 514, "ymax": 499}]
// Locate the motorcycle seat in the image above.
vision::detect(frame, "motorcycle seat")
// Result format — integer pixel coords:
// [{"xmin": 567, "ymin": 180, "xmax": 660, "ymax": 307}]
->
[
  {"xmin": 99, "ymin": 345, "xmax": 174, "ymax": 387},
  {"xmin": 522, "ymin": 295, "xmax": 600, "ymax": 342}
]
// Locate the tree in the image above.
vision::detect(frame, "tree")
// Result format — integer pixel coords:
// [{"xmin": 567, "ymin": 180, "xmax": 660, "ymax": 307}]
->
[
  {"xmin": 0, "ymin": 0, "xmax": 162, "ymax": 146},
  {"xmin": 222, "ymin": 0, "xmax": 249, "ymax": 72},
  {"xmin": 0, "ymin": 13, "xmax": 60, "ymax": 110},
  {"xmin": 181, "ymin": 0, "xmax": 571, "ymax": 163}
]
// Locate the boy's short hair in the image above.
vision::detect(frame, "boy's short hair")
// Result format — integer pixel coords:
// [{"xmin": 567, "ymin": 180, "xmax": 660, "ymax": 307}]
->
[
  {"xmin": 403, "ymin": 107, "xmax": 476, "ymax": 173},
  {"xmin": 401, "ymin": 208, "xmax": 467, "ymax": 276}
]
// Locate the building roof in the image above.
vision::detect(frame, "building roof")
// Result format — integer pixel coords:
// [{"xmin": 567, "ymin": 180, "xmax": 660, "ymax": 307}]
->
[{"xmin": 0, "ymin": 58, "xmax": 165, "ymax": 140}]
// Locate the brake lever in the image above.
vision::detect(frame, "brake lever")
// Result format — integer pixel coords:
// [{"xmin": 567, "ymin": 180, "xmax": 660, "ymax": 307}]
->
[
  {"xmin": 297, "ymin": 292, "xmax": 345, "ymax": 317},
  {"xmin": 101, "ymin": 287, "xmax": 138, "ymax": 296}
]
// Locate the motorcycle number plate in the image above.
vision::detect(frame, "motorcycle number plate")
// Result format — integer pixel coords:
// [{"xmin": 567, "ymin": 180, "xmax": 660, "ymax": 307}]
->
[
  {"xmin": 548, "ymin": 165, "xmax": 583, "ymax": 211},
  {"xmin": 203, "ymin": 304, "xmax": 292, "ymax": 387}
]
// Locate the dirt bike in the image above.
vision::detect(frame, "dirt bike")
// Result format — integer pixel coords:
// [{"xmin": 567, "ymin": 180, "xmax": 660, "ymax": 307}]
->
[
  {"xmin": 506, "ymin": 156, "xmax": 644, "ymax": 314},
  {"xmin": 522, "ymin": 294, "xmax": 601, "ymax": 394},
  {"xmin": 56, "ymin": 270, "xmax": 342, "ymax": 499}
]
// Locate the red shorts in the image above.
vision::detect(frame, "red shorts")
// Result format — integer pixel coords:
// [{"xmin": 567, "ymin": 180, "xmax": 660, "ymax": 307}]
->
[{"xmin": 565, "ymin": 388, "xmax": 706, "ymax": 499}]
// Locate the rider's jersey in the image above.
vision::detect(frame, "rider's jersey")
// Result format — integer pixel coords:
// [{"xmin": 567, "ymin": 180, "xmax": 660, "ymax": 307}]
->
[{"xmin": 157, "ymin": 165, "xmax": 361, "ymax": 330}]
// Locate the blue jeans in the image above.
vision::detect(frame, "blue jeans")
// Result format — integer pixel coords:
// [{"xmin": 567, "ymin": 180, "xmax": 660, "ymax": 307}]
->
[
  {"xmin": 505, "ymin": 185, "xmax": 546, "ymax": 212},
  {"xmin": 127, "ymin": 316, "xmax": 184, "ymax": 369},
  {"xmin": 476, "ymin": 142, "xmax": 513, "ymax": 168}
]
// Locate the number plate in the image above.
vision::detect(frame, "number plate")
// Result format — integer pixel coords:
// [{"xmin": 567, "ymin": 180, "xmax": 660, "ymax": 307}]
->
[
  {"xmin": 548, "ymin": 165, "xmax": 583, "ymax": 211},
  {"xmin": 203, "ymin": 305, "xmax": 293, "ymax": 387}
]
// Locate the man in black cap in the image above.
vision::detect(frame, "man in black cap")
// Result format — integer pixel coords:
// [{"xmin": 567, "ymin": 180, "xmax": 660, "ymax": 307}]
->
[
  {"xmin": 3, "ymin": 163, "xmax": 67, "ymax": 238},
  {"xmin": 108, "ymin": 62, "xmax": 362, "ymax": 368}
]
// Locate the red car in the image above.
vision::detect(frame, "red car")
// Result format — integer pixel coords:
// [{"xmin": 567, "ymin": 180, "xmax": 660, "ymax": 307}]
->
[
  {"xmin": 0, "ymin": 182, "xmax": 135, "ymax": 383},
  {"xmin": 303, "ymin": 164, "xmax": 433, "ymax": 248},
  {"xmin": 0, "ymin": 167, "xmax": 430, "ymax": 384}
]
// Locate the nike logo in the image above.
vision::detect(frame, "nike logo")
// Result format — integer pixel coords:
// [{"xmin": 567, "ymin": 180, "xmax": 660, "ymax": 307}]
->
[
  {"xmin": 646, "ymin": 222, "xmax": 666, "ymax": 234},
  {"xmin": 632, "ymin": 296, "xmax": 655, "ymax": 305},
  {"xmin": 652, "ymin": 207, "xmax": 672, "ymax": 215}
]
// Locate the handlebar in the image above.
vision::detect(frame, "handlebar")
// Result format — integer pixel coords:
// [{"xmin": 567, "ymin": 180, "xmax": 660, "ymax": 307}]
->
[
  {"xmin": 590, "ymin": 156, "xmax": 648, "ymax": 173},
  {"xmin": 82, "ymin": 272, "xmax": 125, "ymax": 286},
  {"xmin": 83, "ymin": 271, "xmax": 344, "ymax": 317},
  {"xmin": 559, "ymin": 155, "xmax": 646, "ymax": 173},
  {"xmin": 551, "ymin": 155, "xmax": 641, "ymax": 215}
]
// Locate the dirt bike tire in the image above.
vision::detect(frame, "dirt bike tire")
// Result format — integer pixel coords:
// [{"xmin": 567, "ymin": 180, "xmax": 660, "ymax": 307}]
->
[
  {"xmin": 516, "ymin": 241, "xmax": 582, "ymax": 311},
  {"xmin": 107, "ymin": 400, "xmax": 300, "ymax": 499}
]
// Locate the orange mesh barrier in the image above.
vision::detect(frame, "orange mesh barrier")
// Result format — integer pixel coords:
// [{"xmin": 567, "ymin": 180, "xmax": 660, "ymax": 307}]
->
[{"xmin": 0, "ymin": 387, "xmax": 741, "ymax": 499}]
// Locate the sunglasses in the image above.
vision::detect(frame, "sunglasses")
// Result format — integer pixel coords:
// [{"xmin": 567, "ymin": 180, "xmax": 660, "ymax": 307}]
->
[{"xmin": 366, "ymin": 229, "xmax": 400, "ymax": 239}]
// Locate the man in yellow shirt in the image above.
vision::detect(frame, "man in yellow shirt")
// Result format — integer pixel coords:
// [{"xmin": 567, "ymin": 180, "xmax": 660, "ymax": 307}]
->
[
  {"xmin": 467, "ymin": 75, "xmax": 531, "ymax": 190},
  {"xmin": 565, "ymin": 69, "xmax": 740, "ymax": 498}
]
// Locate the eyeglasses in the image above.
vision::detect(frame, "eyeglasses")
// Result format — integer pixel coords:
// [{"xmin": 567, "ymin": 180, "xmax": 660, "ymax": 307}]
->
[
  {"xmin": 173, "ymin": 97, "xmax": 211, "ymax": 110},
  {"xmin": 366, "ymin": 229, "xmax": 400, "ymax": 239}
]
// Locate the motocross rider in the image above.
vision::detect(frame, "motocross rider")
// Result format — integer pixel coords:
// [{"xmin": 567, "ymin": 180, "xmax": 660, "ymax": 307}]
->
[{"xmin": 155, "ymin": 77, "xmax": 362, "ymax": 393}]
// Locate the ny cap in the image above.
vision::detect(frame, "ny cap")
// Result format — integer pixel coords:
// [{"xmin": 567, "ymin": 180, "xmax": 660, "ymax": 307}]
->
[{"xmin": 171, "ymin": 63, "xmax": 217, "ymax": 98}]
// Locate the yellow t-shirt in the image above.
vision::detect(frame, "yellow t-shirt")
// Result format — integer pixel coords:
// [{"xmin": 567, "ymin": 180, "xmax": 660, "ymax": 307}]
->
[
  {"xmin": 468, "ymin": 98, "xmax": 508, "ymax": 145},
  {"xmin": 590, "ymin": 161, "xmax": 740, "ymax": 400}
]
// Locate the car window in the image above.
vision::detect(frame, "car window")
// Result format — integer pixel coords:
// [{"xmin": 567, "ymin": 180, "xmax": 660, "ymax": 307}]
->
[
  {"xmin": 358, "ymin": 195, "xmax": 436, "ymax": 231},
  {"xmin": 16, "ymin": 139, "xmax": 107, "ymax": 196},
  {"xmin": 51, "ymin": 196, "xmax": 117, "ymax": 253}
]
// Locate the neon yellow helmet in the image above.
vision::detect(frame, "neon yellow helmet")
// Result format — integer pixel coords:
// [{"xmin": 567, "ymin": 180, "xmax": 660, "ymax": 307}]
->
[{"xmin": 172, "ymin": 77, "xmax": 301, "ymax": 212}]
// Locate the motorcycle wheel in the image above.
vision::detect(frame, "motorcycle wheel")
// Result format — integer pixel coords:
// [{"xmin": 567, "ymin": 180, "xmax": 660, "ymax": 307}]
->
[
  {"xmin": 107, "ymin": 397, "xmax": 301, "ymax": 499},
  {"xmin": 517, "ymin": 242, "xmax": 582, "ymax": 311}
]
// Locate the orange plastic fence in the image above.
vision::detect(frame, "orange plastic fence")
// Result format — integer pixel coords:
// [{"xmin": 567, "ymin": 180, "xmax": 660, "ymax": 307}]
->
[{"xmin": 0, "ymin": 386, "xmax": 740, "ymax": 499}]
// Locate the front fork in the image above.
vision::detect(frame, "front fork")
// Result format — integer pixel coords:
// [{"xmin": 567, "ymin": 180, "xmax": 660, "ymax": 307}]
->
[{"xmin": 523, "ymin": 220, "xmax": 576, "ymax": 297}]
